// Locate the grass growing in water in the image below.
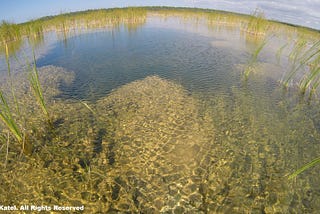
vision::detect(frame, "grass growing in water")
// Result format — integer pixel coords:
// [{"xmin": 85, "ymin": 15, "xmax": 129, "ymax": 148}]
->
[
  {"xmin": 0, "ymin": 43, "xmax": 27, "ymax": 154},
  {"xmin": 298, "ymin": 43, "xmax": 320, "ymax": 95},
  {"xmin": 0, "ymin": 21, "xmax": 21, "ymax": 44},
  {"xmin": 243, "ymin": 39, "xmax": 267, "ymax": 80},
  {"xmin": 244, "ymin": 9, "xmax": 269, "ymax": 36},
  {"xmin": 0, "ymin": 46, "xmax": 50, "ymax": 156},
  {"xmin": 4, "ymin": 44, "xmax": 20, "ymax": 114},
  {"xmin": 289, "ymin": 157, "xmax": 320, "ymax": 179},
  {"xmin": 28, "ymin": 51, "xmax": 51, "ymax": 123},
  {"xmin": 276, "ymin": 43, "xmax": 288, "ymax": 64},
  {"xmin": 0, "ymin": 91, "xmax": 23, "ymax": 143},
  {"xmin": 281, "ymin": 40, "xmax": 320, "ymax": 96}
]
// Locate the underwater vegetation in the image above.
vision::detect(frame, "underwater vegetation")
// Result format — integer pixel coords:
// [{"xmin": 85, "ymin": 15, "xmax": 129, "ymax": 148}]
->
[
  {"xmin": 0, "ymin": 6, "xmax": 319, "ymax": 178},
  {"xmin": 243, "ymin": 39, "xmax": 267, "ymax": 80},
  {"xmin": 0, "ymin": 7, "xmax": 320, "ymax": 213},
  {"xmin": 289, "ymin": 157, "xmax": 320, "ymax": 179}
]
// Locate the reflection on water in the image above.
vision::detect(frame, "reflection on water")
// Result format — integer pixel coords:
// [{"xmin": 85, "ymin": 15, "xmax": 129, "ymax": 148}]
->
[
  {"xmin": 36, "ymin": 24, "xmax": 243, "ymax": 101},
  {"xmin": 0, "ymin": 15, "xmax": 320, "ymax": 213}
]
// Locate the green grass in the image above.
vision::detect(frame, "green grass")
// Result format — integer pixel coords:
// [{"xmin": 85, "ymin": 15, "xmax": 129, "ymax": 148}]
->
[
  {"xmin": 244, "ymin": 9, "xmax": 269, "ymax": 36},
  {"xmin": 0, "ymin": 91, "xmax": 23, "ymax": 143},
  {"xmin": 0, "ymin": 21, "xmax": 21, "ymax": 44},
  {"xmin": 243, "ymin": 39, "xmax": 267, "ymax": 79},
  {"xmin": 0, "ymin": 6, "xmax": 315, "ymax": 54},
  {"xmin": 1, "ymin": 7, "xmax": 148, "ymax": 55},
  {"xmin": 289, "ymin": 156, "xmax": 320, "ymax": 179},
  {"xmin": 28, "ymin": 51, "xmax": 50, "ymax": 122},
  {"xmin": 298, "ymin": 42, "xmax": 320, "ymax": 94},
  {"xmin": 0, "ymin": 44, "xmax": 50, "ymax": 156},
  {"xmin": 281, "ymin": 40, "xmax": 320, "ymax": 96},
  {"xmin": 0, "ymin": 44, "xmax": 33, "ymax": 155},
  {"xmin": 4, "ymin": 44, "xmax": 20, "ymax": 114},
  {"xmin": 281, "ymin": 40, "xmax": 308, "ymax": 88},
  {"xmin": 276, "ymin": 43, "xmax": 288, "ymax": 64}
]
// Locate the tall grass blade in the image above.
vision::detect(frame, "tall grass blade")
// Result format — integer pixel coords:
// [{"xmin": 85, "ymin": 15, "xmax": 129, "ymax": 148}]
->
[
  {"xmin": 81, "ymin": 101, "xmax": 96, "ymax": 115},
  {"xmin": 282, "ymin": 40, "xmax": 320, "ymax": 88},
  {"xmin": 252, "ymin": 40, "xmax": 267, "ymax": 62},
  {"xmin": 288, "ymin": 157, "xmax": 320, "ymax": 179},
  {"xmin": 4, "ymin": 43, "xmax": 20, "ymax": 114},
  {"xmin": 243, "ymin": 39, "xmax": 267, "ymax": 79},
  {"xmin": 28, "ymin": 51, "xmax": 50, "ymax": 122},
  {"xmin": 0, "ymin": 91, "xmax": 23, "ymax": 142},
  {"xmin": 299, "ymin": 66, "xmax": 320, "ymax": 94},
  {"xmin": 276, "ymin": 43, "xmax": 287, "ymax": 64},
  {"xmin": 245, "ymin": 9, "xmax": 269, "ymax": 36}
]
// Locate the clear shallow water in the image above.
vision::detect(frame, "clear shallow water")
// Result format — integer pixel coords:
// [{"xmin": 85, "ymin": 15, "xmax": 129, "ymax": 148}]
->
[
  {"xmin": 1, "ymin": 16, "xmax": 320, "ymax": 213},
  {"xmin": 36, "ymin": 25, "xmax": 244, "ymax": 100}
]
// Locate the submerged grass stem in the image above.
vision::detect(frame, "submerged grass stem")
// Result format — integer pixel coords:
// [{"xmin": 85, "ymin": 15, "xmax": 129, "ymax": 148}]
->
[
  {"xmin": 28, "ymin": 51, "xmax": 50, "ymax": 122},
  {"xmin": 243, "ymin": 39, "xmax": 267, "ymax": 79},
  {"xmin": 289, "ymin": 156, "xmax": 320, "ymax": 179}
]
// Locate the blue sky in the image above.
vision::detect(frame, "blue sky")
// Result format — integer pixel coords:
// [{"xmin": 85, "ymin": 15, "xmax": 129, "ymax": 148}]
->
[{"xmin": 0, "ymin": 0, "xmax": 319, "ymax": 29}]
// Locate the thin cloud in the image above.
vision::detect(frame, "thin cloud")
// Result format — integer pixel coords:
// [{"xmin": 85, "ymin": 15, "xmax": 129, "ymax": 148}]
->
[{"xmin": 185, "ymin": 0, "xmax": 320, "ymax": 29}]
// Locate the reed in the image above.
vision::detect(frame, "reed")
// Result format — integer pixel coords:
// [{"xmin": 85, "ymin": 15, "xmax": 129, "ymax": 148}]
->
[
  {"xmin": 298, "ymin": 43, "xmax": 320, "ymax": 94},
  {"xmin": 0, "ymin": 91, "xmax": 23, "ymax": 143},
  {"xmin": 0, "ymin": 7, "xmax": 147, "ymax": 54},
  {"xmin": 28, "ymin": 51, "xmax": 50, "ymax": 122},
  {"xmin": 244, "ymin": 9, "xmax": 269, "ymax": 36},
  {"xmin": 24, "ymin": 20, "xmax": 44, "ymax": 46},
  {"xmin": 281, "ymin": 40, "xmax": 320, "ymax": 95},
  {"xmin": 0, "ymin": 21, "xmax": 21, "ymax": 44},
  {"xmin": 299, "ymin": 65, "xmax": 320, "ymax": 95},
  {"xmin": 2, "ymin": 7, "xmax": 318, "ymax": 58},
  {"xmin": 276, "ymin": 43, "xmax": 288, "ymax": 64},
  {"xmin": 289, "ymin": 39, "xmax": 307, "ymax": 62},
  {"xmin": 0, "ymin": 44, "xmax": 35, "ymax": 155},
  {"xmin": 4, "ymin": 44, "xmax": 20, "ymax": 114},
  {"xmin": 243, "ymin": 39, "xmax": 267, "ymax": 79}
]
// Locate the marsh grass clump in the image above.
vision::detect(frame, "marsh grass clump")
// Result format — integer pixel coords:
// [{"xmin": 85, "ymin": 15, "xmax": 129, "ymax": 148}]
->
[
  {"xmin": 280, "ymin": 39, "xmax": 308, "ymax": 87},
  {"xmin": 41, "ymin": 7, "xmax": 147, "ymax": 31},
  {"xmin": 0, "ymin": 90, "xmax": 33, "ymax": 155},
  {"xmin": 281, "ymin": 40, "xmax": 320, "ymax": 97},
  {"xmin": 0, "ymin": 7, "xmax": 147, "ymax": 55},
  {"xmin": 0, "ymin": 21, "xmax": 21, "ymax": 44},
  {"xmin": 24, "ymin": 20, "xmax": 45, "ymax": 46},
  {"xmin": 244, "ymin": 9, "xmax": 269, "ymax": 37},
  {"xmin": 0, "ymin": 45, "xmax": 32, "ymax": 155},
  {"xmin": 0, "ymin": 45, "xmax": 51, "ymax": 156},
  {"xmin": 298, "ymin": 42, "xmax": 320, "ymax": 95}
]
